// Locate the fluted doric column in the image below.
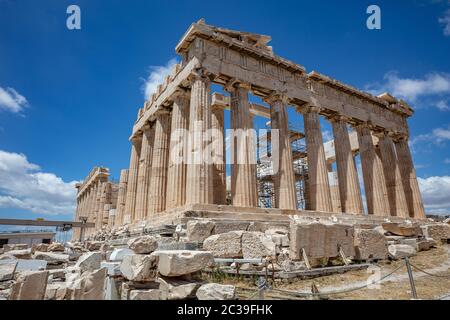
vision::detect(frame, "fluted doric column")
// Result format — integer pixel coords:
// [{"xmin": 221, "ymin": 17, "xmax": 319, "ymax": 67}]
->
[
  {"xmin": 301, "ymin": 106, "xmax": 332, "ymax": 212},
  {"xmin": 356, "ymin": 124, "xmax": 389, "ymax": 216},
  {"xmin": 265, "ymin": 94, "xmax": 297, "ymax": 210},
  {"xmin": 211, "ymin": 105, "xmax": 227, "ymax": 205},
  {"xmin": 186, "ymin": 71, "xmax": 213, "ymax": 205},
  {"xmin": 166, "ymin": 91, "xmax": 190, "ymax": 209},
  {"xmin": 94, "ymin": 181, "xmax": 104, "ymax": 230},
  {"xmin": 124, "ymin": 134, "xmax": 142, "ymax": 224},
  {"xmin": 87, "ymin": 183, "xmax": 98, "ymax": 235},
  {"xmin": 114, "ymin": 169, "xmax": 129, "ymax": 227},
  {"xmin": 228, "ymin": 83, "xmax": 258, "ymax": 207},
  {"xmin": 135, "ymin": 124, "xmax": 155, "ymax": 221},
  {"xmin": 377, "ymin": 132, "xmax": 409, "ymax": 218},
  {"xmin": 148, "ymin": 110, "xmax": 171, "ymax": 214},
  {"xmin": 395, "ymin": 138, "xmax": 426, "ymax": 219},
  {"xmin": 330, "ymin": 116, "xmax": 364, "ymax": 214},
  {"xmin": 100, "ymin": 182, "xmax": 111, "ymax": 227}
]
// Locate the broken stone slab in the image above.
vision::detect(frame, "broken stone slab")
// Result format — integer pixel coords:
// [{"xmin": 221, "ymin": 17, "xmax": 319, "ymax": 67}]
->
[
  {"xmin": 196, "ymin": 283, "xmax": 236, "ymax": 300},
  {"xmin": 265, "ymin": 229, "xmax": 289, "ymax": 247},
  {"xmin": 157, "ymin": 240, "xmax": 198, "ymax": 251},
  {"xmin": 0, "ymin": 254, "xmax": 17, "ymax": 261},
  {"xmin": 47, "ymin": 242, "xmax": 65, "ymax": 252},
  {"xmin": 7, "ymin": 249, "xmax": 32, "ymax": 260},
  {"xmin": 186, "ymin": 220, "xmax": 215, "ymax": 242},
  {"xmin": 213, "ymin": 221, "xmax": 250, "ymax": 234},
  {"xmin": 14, "ymin": 259, "xmax": 47, "ymax": 272},
  {"xmin": 152, "ymin": 250, "xmax": 214, "ymax": 277},
  {"xmin": 280, "ymin": 260, "xmax": 307, "ymax": 272},
  {"xmin": 157, "ymin": 277, "xmax": 202, "ymax": 300},
  {"xmin": 382, "ymin": 222, "xmax": 422, "ymax": 237},
  {"xmin": 120, "ymin": 254, "xmax": 158, "ymax": 282},
  {"xmin": 417, "ymin": 238, "xmax": 437, "ymax": 251},
  {"xmin": 354, "ymin": 228, "xmax": 389, "ymax": 260},
  {"xmin": 241, "ymin": 232, "xmax": 276, "ymax": 259},
  {"xmin": 101, "ymin": 261, "xmax": 122, "ymax": 276},
  {"xmin": 388, "ymin": 244, "xmax": 417, "ymax": 260},
  {"xmin": 203, "ymin": 231, "xmax": 243, "ymax": 258},
  {"xmin": 48, "ymin": 269, "xmax": 66, "ymax": 280},
  {"xmin": 120, "ymin": 281, "xmax": 159, "ymax": 300},
  {"xmin": 75, "ymin": 252, "xmax": 102, "ymax": 272},
  {"xmin": 421, "ymin": 224, "xmax": 450, "ymax": 241},
  {"xmin": 289, "ymin": 221, "xmax": 355, "ymax": 260},
  {"xmin": 33, "ymin": 252, "xmax": 69, "ymax": 265},
  {"xmin": 45, "ymin": 282, "xmax": 68, "ymax": 300},
  {"xmin": 86, "ymin": 241, "xmax": 103, "ymax": 251},
  {"xmin": 31, "ymin": 243, "xmax": 49, "ymax": 253},
  {"xmin": 109, "ymin": 248, "xmax": 134, "ymax": 261},
  {"xmin": 129, "ymin": 289, "xmax": 161, "ymax": 300},
  {"xmin": 73, "ymin": 268, "xmax": 107, "ymax": 300},
  {"xmin": 3, "ymin": 244, "xmax": 28, "ymax": 252},
  {"xmin": 127, "ymin": 236, "xmax": 158, "ymax": 254},
  {"xmin": 10, "ymin": 270, "xmax": 49, "ymax": 300},
  {"xmin": 0, "ymin": 261, "xmax": 17, "ymax": 281}
]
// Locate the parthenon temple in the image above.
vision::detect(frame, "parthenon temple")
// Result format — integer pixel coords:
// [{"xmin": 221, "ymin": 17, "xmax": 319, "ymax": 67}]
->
[{"xmin": 73, "ymin": 19, "xmax": 426, "ymax": 238}]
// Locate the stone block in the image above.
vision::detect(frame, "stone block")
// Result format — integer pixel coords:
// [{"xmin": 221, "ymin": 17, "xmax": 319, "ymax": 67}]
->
[
  {"xmin": 33, "ymin": 252, "xmax": 69, "ymax": 265},
  {"xmin": 421, "ymin": 224, "xmax": 450, "ymax": 241},
  {"xmin": 417, "ymin": 238, "xmax": 437, "ymax": 251},
  {"xmin": 101, "ymin": 261, "xmax": 122, "ymax": 276},
  {"xmin": 289, "ymin": 221, "xmax": 355, "ymax": 260},
  {"xmin": 213, "ymin": 221, "xmax": 250, "ymax": 234},
  {"xmin": 186, "ymin": 220, "xmax": 215, "ymax": 242},
  {"xmin": 10, "ymin": 270, "xmax": 49, "ymax": 300},
  {"xmin": 152, "ymin": 250, "xmax": 214, "ymax": 277},
  {"xmin": 241, "ymin": 232, "xmax": 276, "ymax": 259},
  {"xmin": 31, "ymin": 243, "xmax": 49, "ymax": 253},
  {"xmin": 196, "ymin": 283, "xmax": 236, "ymax": 300},
  {"xmin": 120, "ymin": 254, "xmax": 158, "ymax": 282},
  {"xmin": 109, "ymin": 248, "xmax": 134, "ymax": 261},
  {"xmin": 203, "ymin": 231, "xmax": 243, "ymax": 258},
  {"xmin": 3, "ymin": 244, "xmax": 28, "ymax": 252},
  {"xmin": 128, "ymin": 236, "xmax": 158, "ymax": 254},
  {"xmin": 7, "ymin": 249, "xmax": 32, "ymax": 260},
  {"xmin": 157, "ymin": 277, "xmax": 201, "ymax": 300},
  {"xmin": 75, "ymin": 252, "xmax": 102, "ymax": 272},
  {"xmin": 354, "ymin": 229, "xmax": 388, "ymax": 260},
  {"xmin": 388, "ymin": 244, "xmax": 417, "ymax": 260},
  {"xmin": 47, "ymin": 242, "xmax": 65, "ymax": 252},
  {"xmin": 45, "ymin": 283, "xmax": 68, "ymax": 300},
  {"xmin": 0, "ymin": 261, "xmax": 17, "ymax": 281},
  {"xmin": 129, "ymin": 289, "xmax": 161, "ymax": 300},
  {"xmin": 382, "ymin": 222, "xmax": 422, "ymax": 237}
]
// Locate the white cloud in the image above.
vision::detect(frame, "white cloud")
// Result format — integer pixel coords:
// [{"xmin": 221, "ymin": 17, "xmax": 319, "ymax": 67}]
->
[
  {"xmin": 0, "ymin": 150, "xmax": 79, "ymax": 216},
  {"xmin": 418, "ymin": 176, "xmax": 450, "ymax": 214},
  {"xmin": 366, "ymin": 72, "xmax": 450, "ymax": 104},
  {"xmin": 142, "ymin": 59, "xmax": 178, "ymax": 100},
  {"xmin": 0, "ymin": 86, "xmax": 28, "ymax": 113},
  {"xmin": 436, "ymin": 100, "xmax": 450, "ymax": 111},
  {"xmin": 444, "ymin": 158, "xmax": 450, "ymax": 164},
  {"xmin": 411, "ymin": 124, "xmax": 450, "ymax": 150},
  {"xmin": 439, "ymin": 9, "xmax": 450, "ymax": 36}
]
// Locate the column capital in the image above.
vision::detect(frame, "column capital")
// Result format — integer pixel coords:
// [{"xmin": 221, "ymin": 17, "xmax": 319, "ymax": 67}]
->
[
  {"xmin": 263, "ymin": 91, "xmax": 290, "ymax": 105},
  {"xmin": 297, "ymin": 104, "xmax": 322, "ymax": 115},
  {"xmin": 131, "ymin": 132, "xmax": 143, "ymax": 145},
  {"xmin": 188, "ymin": 68, "xmax": 211, "ymax": 83},
  {"xmin": 224, "ymin": 79, "xmax": 251, "ymax": 92},
  {"xmin": 142, "ymin": 123, "xmax": 152, "ymax": 133},
  {"xmin": 172, "ymin": 87, "xmax": 190, "ymax": 101},
  {"xmin": 327, "ymin": 113, "xmax": 350, "ymax": 123}
]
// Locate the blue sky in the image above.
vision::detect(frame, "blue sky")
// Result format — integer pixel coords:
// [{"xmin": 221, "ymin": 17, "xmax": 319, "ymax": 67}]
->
[{"xmin": 0, "ymin": 0, "xmax": 450, "ymax": 225}]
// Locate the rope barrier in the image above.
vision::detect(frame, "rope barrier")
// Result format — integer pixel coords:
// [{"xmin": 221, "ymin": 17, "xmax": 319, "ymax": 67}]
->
[{"xmin": 409, "ymin": 262, "xmax": 450, "ymax": 279}]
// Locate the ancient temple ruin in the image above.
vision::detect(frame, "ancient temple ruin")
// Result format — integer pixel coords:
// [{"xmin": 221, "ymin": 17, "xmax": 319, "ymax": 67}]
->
[{"xmin": 73, "ymin": 19, "xmax": 425, "ymax": 237}]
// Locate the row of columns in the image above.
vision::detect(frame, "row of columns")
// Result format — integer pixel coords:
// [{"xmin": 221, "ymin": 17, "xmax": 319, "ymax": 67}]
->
[{"xmin": 116, "ymin": 71, "xmax": 425, "ymax": 226}]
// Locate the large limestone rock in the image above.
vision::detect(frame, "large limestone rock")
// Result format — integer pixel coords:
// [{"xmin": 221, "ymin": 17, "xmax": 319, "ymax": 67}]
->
[
  {"xmin": 203, "ymin": 231, "xmax": 243, "ymax": 258},
  {"xmin": 187, "ymin": 220, "xmax": 215, "ymax": 242},
  {"xmin": 120, "ymin": 254, "xmax": 158, "ymax": 282},
  {"xmin": 354, "ymin": 228, "xmax": 389, "ymax": 260},
  {"xmin": 73, "ymin": 268, "xmax": 107, "ymax": 300},
  {"xmin": 45, "ymin": 283, "xmax": 68, "ymax": 300},
  {"xmin": 127, "ymin": 236, "xmax": 158, "ymax": 254},
  {"xmin": 196, "ymin": 283, "xmax": 236, "ymax": 300},
  {"xmin": 109, "ymin": 248, "xmax": 134, "ymax": 261},
  {"xmin": 152, "ymin": 250, "xmax": 214, "ymax": 277},
  {"xmin": 388, "ymin": 244, "xmax": 417, "ymax": 259},
  {"xmin": 241, "ymin": 232, "xmax": 276, "ymax": 259},
  {"xmin": 86, "ymin": 241, "xmax": 103, "ymax": 251},
  {"xmin": 157, "ymin": 277, "xmax": 201, "ymax": 300},
  {"xmin": 0, "ymin": 261, "xmax": 17, "ymax": 281},
  {"xmin": 290, "ymin": 221, "xmax": 355, "ymax": 260},
  {"xmin": 129, "ymin": 289, "xmax": 161, "ymax": 300},
  {"xmin": 10, "ymin": 270, "xmax": 49, "ymax": 300},
  {"xmin": 417, "ymin": 238, "xmax": 437, "ymax": 251},
  {"xmin": 7, "ymin": 249, "xmax": 32, "ymax": 260},
  {"xmin": 265, "ymin": 229, "xmax": 289, "ymax": 247},
  {"xmin": 101, "ymin": 261, "xmax": 122, "ymax": 276},
  {"xmin": 47, "ymin": 242, "xmax": 65, "ymax": 252},
  {"xmin": 75, "ymin": 252, "xmax": 102, "ymax": 272},
  {"xmin": 382, "ymin": 222, "xmax": 422, "ymax": 237},
  {"xmin": 31, "ymin": 243, "xmax": 49, "ymax": 253},
  {"xmin": 33, "ymin": 252, "xmax": 69, "ymax": 265},
  {"xmin": 421, "ymin": 224, "xmax": 450, "ymax": 241},
  {"xmin": 3, "ymin": 244, "xmax": 28, "ymax": 252}
]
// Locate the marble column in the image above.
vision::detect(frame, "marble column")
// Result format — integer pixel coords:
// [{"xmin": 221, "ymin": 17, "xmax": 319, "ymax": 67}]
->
[
  {"xmin": 395, "ymin": 138, "xmax": 426, "ymax": 219},
  {"xmin": 330, "ymin": 116, "xmax": 364, "ymax": 214},
  {"xmin": 166, "ymin": 91, "xmax": 190, "ymax": 209},
  {"xmin": 356, "ymin": 124, "xmax": 389, "ymax": 216},
  {"xmin": 94, "ymin": 181, "xmax": 104, "ymax": 230},
  {"xmin": 135, "ymin": 124, "xmax": 155, "ymax": 221},
  {"xmin": 148, "ymin": 110, "xmax": 171, "ymax": 214},
  {"xmin": 229, "ymin": 83, "xmax": 258, "ymax": 207},
  {"xmin": 266, "ymin": 94, "xmax": 297, "ymax": 210},
  {"xmin": 124, "ymin": 134, "xmax": 142, "ymax": 224},
  {"xmin": 100, "ymin": 182, "xmax": 111, "ymax": 226},
  {"xmin": 87, "ymin": 183, "xmax": 98, "ymax": 235},
  {"xmin": 302, "ymin": 106, "xmax": 333, "ymax": 212},
  {"xmin": 186, "ymin": 71, "xmax": 214, "ymax": 205},
  {"xmin": 378, "ymin": 132, "xmax": 409, "ymax": 218},
  {"xmin": 114, "ymin": 169, "xmax": 129, "ymax": 227},
  {"xmin": 211, "ymin": 105, "xmax": 227, "ymax": 205}
]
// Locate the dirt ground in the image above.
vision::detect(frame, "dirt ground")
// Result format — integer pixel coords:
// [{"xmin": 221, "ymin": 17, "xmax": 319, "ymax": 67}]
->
[{"xmin": 211, "ymin": 245, "xmax": 450, "ymax": 300}]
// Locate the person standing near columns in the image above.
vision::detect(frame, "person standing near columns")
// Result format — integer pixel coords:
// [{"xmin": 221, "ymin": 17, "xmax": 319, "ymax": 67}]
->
[
  {"xmin": 330, "ymin": 115, "xmax": 364, "ymax": 214},
  {"xmin": 264, "ymin": 93, "xmax": 297, "ymax": 210},
  {"xmin": 135, "ymin": 123, "xmax": 155, "ymax": 221},
  {"xmin": 300, "ymin": 105, "xmax": 333, "ymax": 212},
  {"xmin": 185, "ymin": 69, "xmax": 214, "ymax": 205},
  {"xmin": 124, "ymin": 134, "xmax": 142, "ymax": 224},
  {"xmin": 377, "ymin": 131, "xmax": 409, "ymax": 218},
  {"xmin": 356, "ymin": 123, "xmax": 389, "ymax": 216},
  {"xmin": 148, "ymin": 110, "xmax": 172, "ymax": 214},
  {"xmin": 394, "ymin": 136, "xmax": 426, "ymax": 219},
  {"xmin": 228, "ymin": 82, "xmax": 258, "ymax": 207},
  {"xmin": 166, "ymin": 90, "xmax": 190, "ymax": 209}
]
